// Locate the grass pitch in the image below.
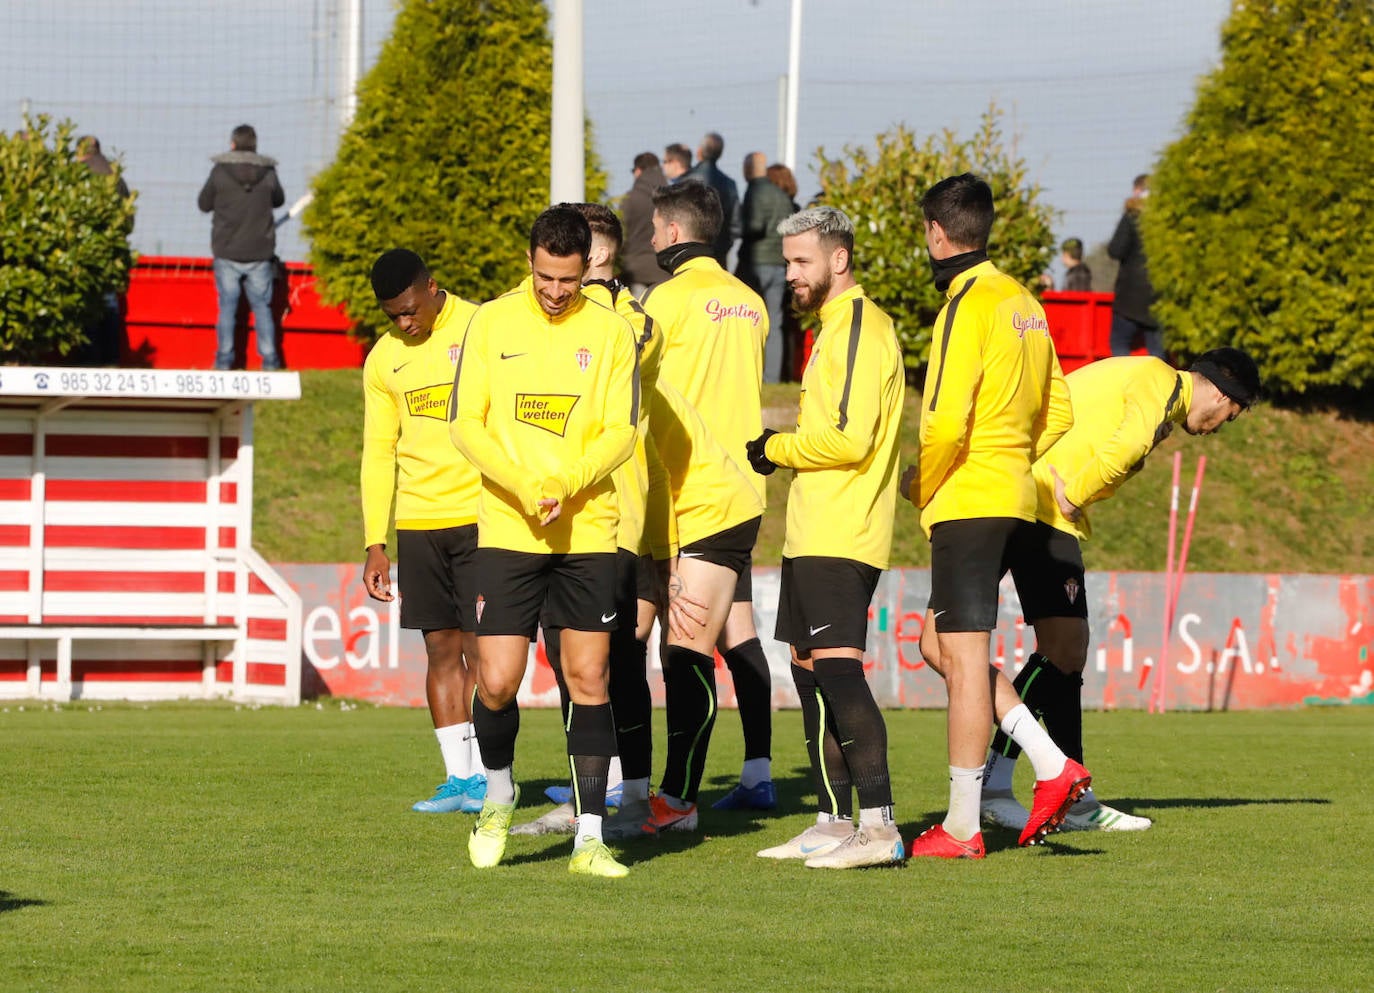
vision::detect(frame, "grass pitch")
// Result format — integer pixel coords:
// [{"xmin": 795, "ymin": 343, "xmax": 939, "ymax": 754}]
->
[{"xmin": 2, "ymin": 703, "xmax": 1370, "ymax": 992}]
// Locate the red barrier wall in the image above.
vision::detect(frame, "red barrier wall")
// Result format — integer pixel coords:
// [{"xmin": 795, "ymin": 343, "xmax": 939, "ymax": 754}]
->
[
  {"xmin": 1040, "ymin": 290, "xmax": 1121, "ymax": 372},
  {"xmin": 123, "ymin": 256, "xmax": 363, "ymax": 370}
]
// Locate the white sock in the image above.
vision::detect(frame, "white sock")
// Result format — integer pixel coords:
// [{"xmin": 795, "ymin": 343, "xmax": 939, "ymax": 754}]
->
[
  {"xmin": 621, "ymin": 777, "xmax": 650, "ymax": 803},
  {"xmin": 983, "ymin": 750, "xmax": 1017, "ymax": 793},
  {"xmin": 859, "ymin": 804, "xmax": 895, "ymax": 830},
  {"xmin": 486, "ymin": 766, "xmax": 515, "ymax": 804},
  {"xmin": 435, "ymin": 723, "xmax": 471, "ymax": 779},
  {"xmin": 575, "ymin": 813, "xmax": 604, "ymax": 845},
  {"xmin": 463, "ymin": 723, "xmax": 487, "ymax": 779},
  {"xmin": 943, "ymin": 766, "xmax": 983, "ymax": 841},
  {"xmin": 740, "ymin": 757, "xmax": 772, "ymax": 788},
  {"xmin": 607, "ymin": 754, "xmax": 624, "ymax": 790},
  {"xmin": 816, "ymin": 810, "xmax": 849, "ymax": 826},
  {"xmin": 999, "ymin": 704, "xmax": 1067, "ymax": 781}
]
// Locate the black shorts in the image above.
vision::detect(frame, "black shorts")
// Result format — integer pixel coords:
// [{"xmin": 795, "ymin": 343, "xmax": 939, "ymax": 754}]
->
[
  {"xmin": 680, "ymin": 516, "xmax": 760, "ymax": 601},
  {"xmin": 775, "ymin": 556, "xmax": 882, "ymax": 655},
  {"xmin": 475, "ymin": 549, "xmax": 618, "ymax": 639},
  {"xmin": 1007, "ymin": 521, "xmax": 1089, "ymax": 622},
  {"xmin": 397, "ymin": 525, "xmax": 478, "ymax": 631},
  {"xmin": 546, "ymin": 548, "xmax": 648, "ymax": 633},
  {"xmin": 927, "ymin": 517, "xmax": 1029, "ymax": 633}
]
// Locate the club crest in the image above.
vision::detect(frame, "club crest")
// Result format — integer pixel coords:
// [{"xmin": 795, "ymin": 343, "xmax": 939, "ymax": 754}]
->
[
  {"xmin": 1064, "ymin": 578, "xmax": 1080, "ymax": 604},
  {"xmin": 449, "ymin": 344, "xmax": 461, "ymax": 364},
  {"xmin": 576, "ymin": 347, "xmax": 592, "ymax": 372},
  {"xmin": 475, "ymin": 594, "xmax": 485, "ymax": 624}
]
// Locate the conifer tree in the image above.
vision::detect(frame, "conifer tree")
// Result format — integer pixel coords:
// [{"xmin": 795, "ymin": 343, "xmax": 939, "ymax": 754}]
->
[
  {"xmin": 1145, "ymin": 0, "xmax": 1374, "ymax": 394},
  {"xmin": 306, "ymin": 0, "xmax": 605, "ymax": 337}
]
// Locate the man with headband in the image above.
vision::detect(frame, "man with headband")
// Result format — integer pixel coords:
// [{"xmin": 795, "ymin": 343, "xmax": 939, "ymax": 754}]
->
[{"xmin": 980, "ymin": 346, "xmax": 1261, "ymax": 834}]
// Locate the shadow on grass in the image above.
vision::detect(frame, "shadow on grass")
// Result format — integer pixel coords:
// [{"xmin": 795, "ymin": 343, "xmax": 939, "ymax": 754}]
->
[
  {"xmin": 1113, "ymin": 796, "xmax": 1331, "ymax": 810},
  {"xmin": 0, "ymin": 891, "xmax": 46, "ymax": 914}
]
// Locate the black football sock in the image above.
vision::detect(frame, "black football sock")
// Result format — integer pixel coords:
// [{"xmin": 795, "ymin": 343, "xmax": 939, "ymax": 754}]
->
[
  {"xmin": 723, "ymin": 638, "xmax": 772, "ymax": 762},
  {"xmin": 609, "ymin": 630, "xmax": 653, "ymax": 781},
  {"xmin": 792, "ymin": 662, "xmax": 852, "ymax": 819},
  {"xmin": 565, "ymin": 701, "xmax": 616, "ymax": 818},
  {"xmin": 472, "ymin": 692, "xmax": 520, "ymax": 773},
  {"xmin": 811, "ymin": 656, "xmax": 891, "ymax": 810},
  {"xmin": 659, "ymin": 645, "xmax": 717, "ymax": 803}
]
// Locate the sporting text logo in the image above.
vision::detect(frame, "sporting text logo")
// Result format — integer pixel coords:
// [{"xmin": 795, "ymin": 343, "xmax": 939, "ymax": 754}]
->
[
  {"xmin": 1011, "ymin": 311, "xmax": 1050, "ymax": 338},
  {"xmin": 705, "ymin": 298, "xmax": 763, "ymax": 327}
]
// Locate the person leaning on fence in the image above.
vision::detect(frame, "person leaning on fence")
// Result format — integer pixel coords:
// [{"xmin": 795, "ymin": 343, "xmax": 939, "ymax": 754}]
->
[
  {"xmin": 980, "ymin": 347, "xmax": 1260, "ymax": 835},
  {"xmin": 1060, "ymin": 237, "xmax": 1093, "ymax": 292},
  {"xmin": 75, "ymin": 135, "xmax": 133, "ymax": 366},
  {"xmin": 197, "ymin": 124, "xmax": 284, "ymax": 371},
  {"xmin": 1107, "ymin": 174, "xmax": 1160, "ymax": 358}
]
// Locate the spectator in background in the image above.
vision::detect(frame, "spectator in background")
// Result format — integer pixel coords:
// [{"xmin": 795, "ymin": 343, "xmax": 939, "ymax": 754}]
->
[
  {"xmin": 197, "ymin": 124, "xmax": 284, "ymax": 371},
  {"xmin": 1060, "ymin": 237, "xmax": 1093, "ymax": 291},
  {"xmin": 75, "ymin": 135, "xmax": 132, "ymax": 366},
  {"xmin": 736, "ymin": 151, "xmax": 795, "ymax": 383},
  {"xmin": 1107, "ymin": 174, "xmax": 1161, "ymax": 358},
  {"xmin": 621, "ymin": 152, "xmax": 669, "ymax": 295},
  {"xmin": 767, "ymin": 162, "xmax": 805, "ymax": 380},
  {"xmin": 662, "ymin": 143, "xmax": 692, "ymax": 182},
  {"xmin": 687, "ymin": 132, "xmax": 741, "ymax": 266}
]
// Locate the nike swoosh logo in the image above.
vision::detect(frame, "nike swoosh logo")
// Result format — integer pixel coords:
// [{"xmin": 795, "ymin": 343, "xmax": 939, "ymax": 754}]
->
[
  {"xmin": 799, "ymin": 842, "xmax": 828, "ymax": 854},
  {"xmin": 500, "ymin": 352, "xmax": 526, "ymax": 360},
  {"xmin": 809, "ymin": 624, "xmax": 831, "ymax": 636},
  {"xmin": 393, "ymin": 362, "xmax": 410, "ymax": 373},
  {"xmin": 933, "ymin": 610, "xmax": 946, "ymax": 619},
  {"xmin": 601, "ymin": 612, "xmax": 617, "ymax": 623},
  {"xmin": 618, "ymin": 724, "xmax": 645, "ymax": 734},
  {"xmin": 680, "ymin": 551, "xmax": 704, "ymax": 558}
]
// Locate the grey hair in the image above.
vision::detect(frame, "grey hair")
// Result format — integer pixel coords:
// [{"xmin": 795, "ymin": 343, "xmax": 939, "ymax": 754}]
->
[{"xmin": 777, "ymin": 206, "xmax": 855, "ymax": 254}]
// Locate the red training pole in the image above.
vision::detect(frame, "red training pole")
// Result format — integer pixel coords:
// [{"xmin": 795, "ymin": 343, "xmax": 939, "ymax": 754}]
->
[
  {"xmin": 1145, "ymin": 451, "xmax": 1183, "ymax": 705},
  {"xmin": 1154, "ymin": 455, "xmax": 1206, "ymax": 713}
]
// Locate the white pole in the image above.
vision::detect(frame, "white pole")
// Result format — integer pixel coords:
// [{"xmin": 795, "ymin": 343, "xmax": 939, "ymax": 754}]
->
[
  {"xmin": 550, "ymin": 0, "xmax": 585, "ymax": 204},
  {"xmin": 784, "ymin": 0, "xmax": 802, "ymax": 170},
  {"xmin": 776, "ymin": 74, "xmax": 787, "ymax": 162},
  {"xmin": 341, "ymin": 0, "xmax": 363, "ymax": 129}
]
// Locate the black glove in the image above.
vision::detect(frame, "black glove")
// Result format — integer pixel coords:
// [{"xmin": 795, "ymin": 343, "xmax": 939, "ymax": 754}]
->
[{"xmin": 746, "ymin": 429, "xmax": 779, "ymax": 475}]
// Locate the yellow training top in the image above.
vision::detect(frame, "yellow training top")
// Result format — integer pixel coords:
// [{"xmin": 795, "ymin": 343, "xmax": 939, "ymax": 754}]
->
[
  {"xmin": 1035, "ymin": 356, "xmax": 1193, "ymax": 540},
  {"xmin": 449, "ymin": 278, "xmax": 638, "ymax": 555},
  {"xmin": 360, "ymin": 290, "xmax": 480, "ymax": 549},
  {"xmin": 642, "ymin": 253, "xmax": 769, "ymax": 506},
  {"xmin": 646, "ymin": 379, "xmax": 764, "ymax": 557},
  {"xmin": 764, "ymin": 285, "xmax": 905, "ymax": 570},
  {"xmin": 582, "ymin": 278, "xmax": 665, "ymax": 557},
  {"xmin": 912, "ymin": 260, "xmax": 1073, "ymax": 534}
]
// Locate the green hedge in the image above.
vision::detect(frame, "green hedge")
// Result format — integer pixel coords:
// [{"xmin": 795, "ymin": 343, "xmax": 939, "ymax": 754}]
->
[
  {"xmin": 816, "ymin": 108, "xmax": 1056, "ymax": 371},
  {"xmin": 306, "ymin": 0, "xmax": 605, "ymax": 339},
  {"xmin": 0, "ymin": 118, "xmax": 136, "ymax": 361},
  {"xmin": 1145, "ymin": 1, "xmax": 1374, "ymax": 394}
]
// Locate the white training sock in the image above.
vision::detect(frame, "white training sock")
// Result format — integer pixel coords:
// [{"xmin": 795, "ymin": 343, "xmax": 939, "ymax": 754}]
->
[
  {"xmin": 486, "ymin": 766, "xmax": 515, "ymax": 804},
  {"xmin": 1000, "ymin": 703, "xmax": 1067, "ymax": 781},
  {"xmin": 607, "ymin": 754, "xmax": 624, "ymax": 790},
  {"xmin": 463, "ymin": 722, "xmax": 487, "ymax": 779},
  {"xmin": 983, "ymin": 750, "xmax": 1017, "ymax": 793},
  {"xmin": 575, "ymin": 813, "xmax": 603, "ymax": 845},
  {"xmin": 859, "ymin": 804, "xmax": 895, "ymax": 830},
  {"xmin": 943, "ymin": 766, "xmax": 983, "ymax": 841},
  {"xmin": 435, "ymin": 723, "xmax": 471, "ymax": 779},
  {"xmin": 740, "ymin": 757, "xmax": 772, "ymax": 788},
  {"xmin": 816, "ymin": 810, "xmax": 849, "ymax": 826},
  {"xmin": 621, "ymin": 777, "xmax": 651, "ymax": 803}
]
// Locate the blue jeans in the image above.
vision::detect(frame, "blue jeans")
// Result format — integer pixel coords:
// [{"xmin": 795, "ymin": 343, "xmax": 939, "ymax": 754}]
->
[
  {"xmin": 213, "ymin": 258, "xmax": 281, "ymax": 370},
  {"xmin": 1109, "ymin": 312, "xmax": 1163, "ymax": 359},
  {"xmin": 751, "ymin": 264, "xmax": 787, "ymax": 383}
]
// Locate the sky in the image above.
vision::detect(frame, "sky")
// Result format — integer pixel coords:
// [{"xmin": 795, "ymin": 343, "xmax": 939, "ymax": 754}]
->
[{"xmin": 1, "ymin": 0, "xmax": 1232, "ymax": 276}]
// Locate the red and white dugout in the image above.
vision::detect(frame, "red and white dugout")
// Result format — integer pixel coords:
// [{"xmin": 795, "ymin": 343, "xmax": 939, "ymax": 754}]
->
[{"xmin": 0, "ymin": 367, "xmax": 303, "ymax": 704}]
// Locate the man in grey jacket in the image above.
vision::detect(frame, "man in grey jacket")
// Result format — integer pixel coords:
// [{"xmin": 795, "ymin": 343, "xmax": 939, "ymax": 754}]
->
[{"xmin": 197, "ymin": 124, "xmax": 285, "ymax": 370}]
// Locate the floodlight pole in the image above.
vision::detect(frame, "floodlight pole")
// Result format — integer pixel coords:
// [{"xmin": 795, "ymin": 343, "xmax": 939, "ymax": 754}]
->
[
  {"xmin": 783, "ymin": 0, "xmax": 802, "ymax": 170},
  {"xmin": 341, "ymin": 0, "xmax": 364, "ymax": 129},
  {"xmin": 550, "ymin": 0, "xmax": 585, "ymax": 204}
]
